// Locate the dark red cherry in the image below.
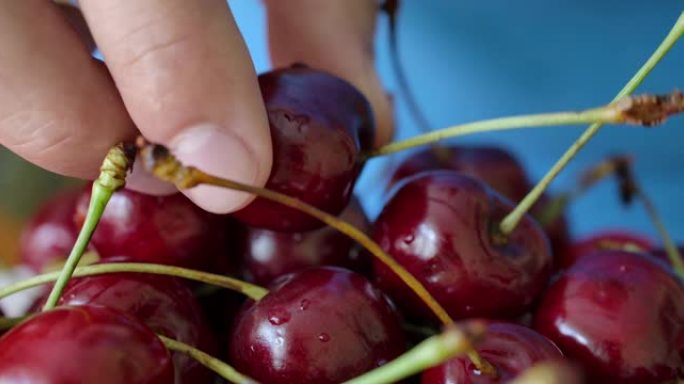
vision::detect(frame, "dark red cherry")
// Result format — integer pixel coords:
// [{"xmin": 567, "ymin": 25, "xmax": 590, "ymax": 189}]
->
[
  {"xmin": 76, "ymin": 186, "xmax": 227, "ymax": 271},
  {"xmin": 559, "ymin": 230, "xmax": 654, "ymax": 269},
  {"xmin": 373, "ymin": 171, "xmax": 552, "ymax": 323},
  {"xmin": 389, "ymin": 145, "xmax": 531, "ymax": 200},
  {"xmin": 533, "ymin": 250, "xmax": 684, "ymax": 383},
  {"xmin": 388, "ymin": 145, "xmax": 571, "ymax": 260},
  {"xmin": 239, "ymin": 196, "xmax": 371, "ymax": 285},
  {"xmin": 229, "ymin": 267, "xmax": 406, "ymax": 384},
  {"xmin": 422, "ymin": 322, "xmax": 564, "ymax": 384},
  {"xmin": 0, "ymin": 305, "xmax": 174, "ymax": 384},
  {"xmin": 232, "ymin": 66, "xmax": 374, "ymax": 232},
  {"xmin": 54, "ymin": 272, "xmax": 217, "ymax": 383},
  {"xmin": 19, "ymin": 188, "xmax": 81, "ymax": 272}
]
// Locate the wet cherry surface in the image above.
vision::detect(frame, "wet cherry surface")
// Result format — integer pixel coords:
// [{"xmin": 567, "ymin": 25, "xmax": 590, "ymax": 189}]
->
[
  {"xmin": 421, "ymin": 321, "xmax": 564, "ymax": 384},
  {"xmin": 239, "ymin": 196, "xmax": 371, "ymax": 285},
  {"xmin": 76, "ymin": 187, "xmax": 227, "ymax": 272},
  {"xmin": 229, "ymin": 267, "xmax": 406, "ymax": 384},
  {"xmin": 233, "ymin": 66, "xmax": 375, "ymax": 232},
  {"xmin": 54, "ymin": 272, "xmax": 216, "ymax": 383},
  {"xmin": 373, "ymin": 171, "xmax": 552, "ymax": 322},
  {"xmin": 533, "ymin": 250, "xmax": 684, "ymax": 383},
  {"xmin": 0, "ymin": 305, "xmax": 174, "ymax": 384},
  {"xmin": 558, "ymin": 230, "xmax": 654, "ymax": 270},
  {"xmin": 388, "ymin": 145, "xmax": 570, "ymax": 262}
]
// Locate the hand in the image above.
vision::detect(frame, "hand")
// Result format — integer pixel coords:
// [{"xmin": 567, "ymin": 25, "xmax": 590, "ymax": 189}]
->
[{"xmin": 0, "ymin": 0, "xmax": 393, "ymax": 213}]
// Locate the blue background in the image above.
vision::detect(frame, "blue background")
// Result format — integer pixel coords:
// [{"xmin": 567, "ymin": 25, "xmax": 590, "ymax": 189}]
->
[{"xmin": 231, "ymin": 0, "xmax": 684, "ymax": 242}]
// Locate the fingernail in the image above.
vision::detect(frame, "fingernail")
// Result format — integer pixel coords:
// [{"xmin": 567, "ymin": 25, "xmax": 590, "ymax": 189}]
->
[
  {"xmin": 170, "ymin": 123, "xmax": 259, "ymax": 214},
  {"xmin": 125, "ymin": 156, "xmax": 177, "ymax": 196}
]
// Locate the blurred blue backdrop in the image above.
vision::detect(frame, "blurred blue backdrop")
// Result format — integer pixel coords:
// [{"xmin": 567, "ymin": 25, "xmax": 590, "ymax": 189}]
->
[{"xmin": 231, "ymin": 0, "xmax": 684, "ymax": 242}]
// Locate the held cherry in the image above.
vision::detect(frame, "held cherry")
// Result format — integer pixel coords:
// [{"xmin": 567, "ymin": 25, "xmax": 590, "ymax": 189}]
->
[
  {"xmin": 421, "ymin": 321, "xmax": 564, "ymax": 384},
  {"xmin": 75, "ymin": 186, "xmax": 227, "ymax": 272},
  {"xmin": 533, "ymin": 250, "xmax": 684, "ymax": 383},
  {"xmin": 232, "ymin": 65, "xmax": 375, "ymax": 232},
  {"xmin": 229, "ymin": 267, "xmax": 406, "ymax": 384},
  {"xmin": 239, "ymin": 196, "xmax": 371, "ymax": 285},
  {"xmin": 373, "ymin": 171, "xmax": 552, "ymax": 323},
  {"xmin": 54, "ymin": 272, "xmax": 217, "ymax": 384},
  {"xmin": 0, "ymin": 305, "xmax": 174, "ymax": 384}
]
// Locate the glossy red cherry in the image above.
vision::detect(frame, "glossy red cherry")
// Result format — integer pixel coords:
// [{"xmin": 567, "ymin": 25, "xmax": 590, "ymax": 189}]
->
[
  {"xmin": 229, "ymin": 267, "xmax": 406, "ymax": 384},
  {"xmin": 239, "ymin": 196, "xmax": 371, "ymax": 285},
  {"xmin": 55, "ymin": 272, "xmax": 217, "ymax": 384},
  {"xmin": 232, "ymin": 66, "xmax": 374, "ymax": 232},
  {"xmin": 0, "ymin": 305, "xmax": 174, "ymax": 384},
  {"xmin": 559, "ymin": 230, "xmax": 653, "ymax": 269},
  {"xmin": 533, "ymin": 250, "xmax": 684, "ymax": 383},
  {"xmin": 19, "ymin": 188, "xmax": 81, "ymax": 272},
  {"xmin": 388, "ymin": 145, "xmax": 571, "ymax": 259},
  {"xmin": 76, "ymin": 186, "xmax": 227, "ymax": 271},
  {"xmin": 373, "ymin": 171, "xmax": 552, "ymax": 322},
  {"xmin": 422, "ymin": 322, "xmax": 564, "ymax": 384}
]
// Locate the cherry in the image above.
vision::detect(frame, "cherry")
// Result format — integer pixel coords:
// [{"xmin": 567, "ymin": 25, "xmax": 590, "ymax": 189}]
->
[
  {"xmin": 533, "ymin": 250, "xmax": 684, "ymax": 383},
  {"xmin": 559, "ymin": 230, "xmax": 654, "ymax": 269},
  {"xmin": 53, "ymin": 272, "xmax": 217, "ymax": 383},
  {"xmin": 232, "ymin": 65, "xmax": 374, "ymax": 232},
  {"xmin": 0, "ymin": 305, "xmax": 174, "ymax": 384},
  {"xmin": 229, "ymin": 267, "xmax": 406, "ymax": 384},
  {"xmin": 421, "ymin": 322, "xmax": 564, "ymax": 384},
  {"xmin": 19, "ymin": 188, "xmax": 81, "ymax": 272},
  {"xmin": 373, "ymin": 171, "xmax": 552, "ymax": 323},
  {"xmin": 388, "ymin": 145, "xmax": 571, "ymax": 258},
  {"xmin": 76, "ymin": 186, "xmax": 227, "ymax": 272},
  {"xmin": 239, "ymin": 196, "xmax": 371, "ymax": 285}
]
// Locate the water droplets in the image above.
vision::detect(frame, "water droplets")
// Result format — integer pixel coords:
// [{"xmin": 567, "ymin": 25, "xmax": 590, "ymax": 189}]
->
[
  {"xmin": 268, "ymin": 308, "xmax": 291, "ymax": 325},
  {"xmin": 318, "ymin": 333, "xmax": 330, "ymax": 342},
  {"xmin": 299, "ymin": 299, "xmax": 310, "ymax": 311}
]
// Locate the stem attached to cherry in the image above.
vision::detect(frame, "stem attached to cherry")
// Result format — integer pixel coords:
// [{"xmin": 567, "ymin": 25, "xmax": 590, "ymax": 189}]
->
[
  {"xmin": 498, "ymin": 12, "xmax": 684, "ymax": 236},
  {"xmin": 158, "ymin": 335, "xmax": 257, "ymax": 384},
  {"xmin": 137, "ymin": 138, "xmax": 453, "ymax": 326},
  {"xmin": 0, "ymin": 262, "xmax": 268, "ymax": 302},
  {"xmin": 343, "ymin": 322, "xmax": 487, "ymax": 384},
  {"xmin": 42, "ymin": 143, "xmax": 135, "ymax": 311}
]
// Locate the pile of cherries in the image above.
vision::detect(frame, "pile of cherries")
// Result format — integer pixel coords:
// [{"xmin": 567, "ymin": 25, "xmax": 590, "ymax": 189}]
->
[{"xmin": 1, "ymin": 64, "xmax": 683, "ymax": 384}]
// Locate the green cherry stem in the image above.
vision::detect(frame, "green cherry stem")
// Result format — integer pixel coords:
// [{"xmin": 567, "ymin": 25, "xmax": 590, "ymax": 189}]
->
[
  {"xmin": 0, "ymin": 316, "xmax": 26, "ymax": 331},
  {"xmin": 43, "ymin": 143, "xmax": 134, "ymax": 311},
  {"xmin": 0, "ymin": 262, "xmax": 268, "ymax": 302},
  {"xmin": 343, "ymin": 324, "xmax": 486, "ymax": 384},
  {"xmin": 158, "ymin": 335, "xmax": 257, "ymax": 384},
  {"xmin": 499, "ymin": 11, "xmax": 684, "ymax": 236}
]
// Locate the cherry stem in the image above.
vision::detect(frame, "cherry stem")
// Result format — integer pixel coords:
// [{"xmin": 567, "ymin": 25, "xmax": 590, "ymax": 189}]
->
[
  {"xmin": 365, "ymin": 88, "xmax": 684, "ymax": 160},
  {"xmin": 343, "ymin": 323, "xmax": 487, "ymax": 384},
  {"xmin": 136, "ymin": 139, "xmax": 501, "ymax": 376},
  {"xmin": 0, "ymin": 262, "xmax": 268, "ymax": 302},
  {"xmin": 42, "ymin": 143, "xmax": 134, "ymax": 311},
  {"xmin": 535, "ymin": 155, "xmax": 633, "ymax": 227},
  {"xmin": 137, "ymin": 140, "xmax": 452, "ymax": 325},
  {"xmin": 383, "ymin": 0, "xmax": 433, "ymax": 134},
  {"xmin": 0, "ymin": 316, "xmax": 26, "ymax": 331},
  {"xmin": 158, "ymin": 335, "xmax": 257, "ymax": 384},
  {"xmin": 499, "ymin": 12, "xmax": 684, "ymax": 236}
]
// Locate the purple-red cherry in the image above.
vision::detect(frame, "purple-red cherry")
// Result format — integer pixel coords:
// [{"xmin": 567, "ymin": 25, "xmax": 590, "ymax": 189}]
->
[
  {"xmin": 54, "ymin": 272, "xmax": 217, "ymax": 384},
  {"xmin": 76, "ymin": 186, "xmax": 227, "ymax": 272},
  {"xmin": 533, "ymin": 250, "xmax": 684, "ymax": 383},
  {"xmin": 229, "ymin": 267, "xmax": 406, "ymax": 384},
  {"xmin": 422, "ymin": 322, "xmax": 564, "ymax": 384},
  {"xmin": 239, "ymin": 196, "xmax": 371, "ymax": 285},
  {"xmin": 0, "ymin": 305, "xmax": 174, "ymax": 384},
  {"xmin": 232, "ymin": 66, "xmax": 375, "ymax": 232},
  {"xmin": 373, "ymin": 171, "xmax": 552, "ymax": 322},
  {"xmin": 558, "ymin": 230, "xmax": 653, "ymax": 269},
  {"xmin": 19, "ymin": 188, "xmax": 81, "ymax": 272}
]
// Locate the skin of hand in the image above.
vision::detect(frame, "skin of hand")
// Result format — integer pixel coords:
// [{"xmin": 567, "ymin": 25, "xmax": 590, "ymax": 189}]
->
[{"xmin": 0, "ymin": 0, "xmax": 393, "ymax": 214}]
